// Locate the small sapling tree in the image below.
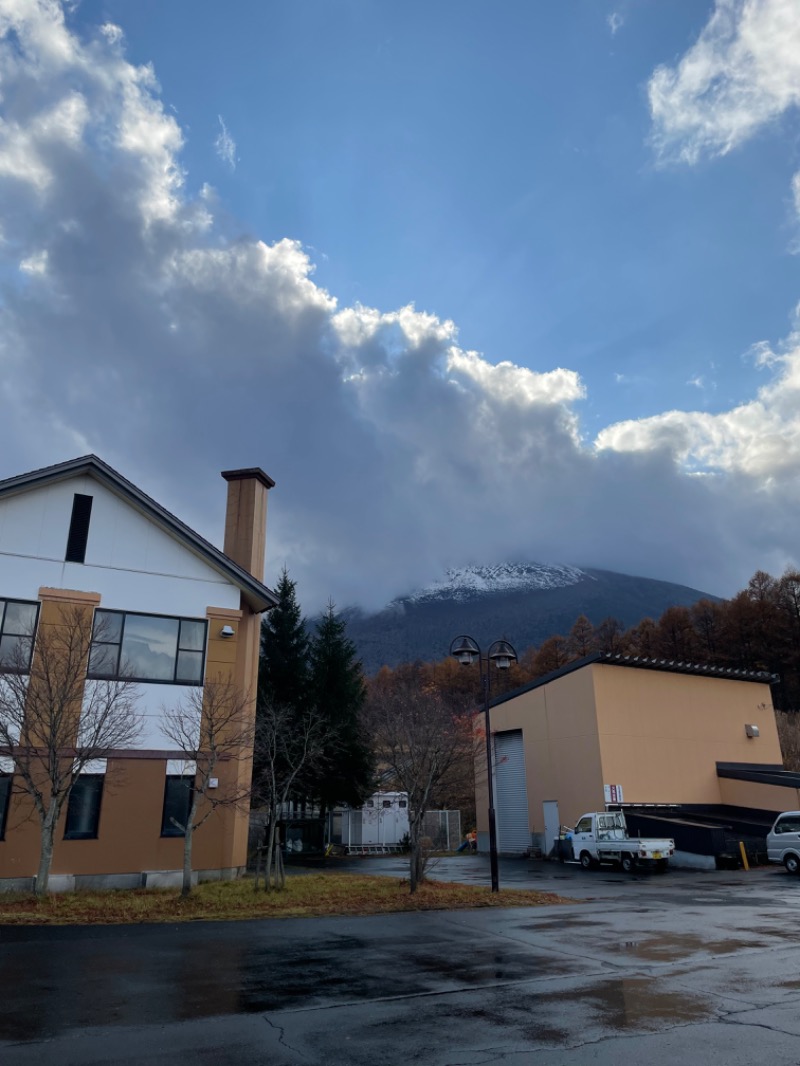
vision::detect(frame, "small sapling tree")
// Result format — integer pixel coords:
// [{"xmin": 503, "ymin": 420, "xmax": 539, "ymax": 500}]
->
[
  {"xmin": 160, "ymin": 674, "xmax": 255, "ymax": 897},
  {"xmin": 0, "ymin": 604, "xmax": 141, "ymax": 895}
]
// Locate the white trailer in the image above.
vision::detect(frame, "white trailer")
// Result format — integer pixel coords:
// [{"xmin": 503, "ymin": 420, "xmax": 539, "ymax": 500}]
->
[{"xmin": 569, "ymin": 811, "xmax": 674, "ymax": 872}]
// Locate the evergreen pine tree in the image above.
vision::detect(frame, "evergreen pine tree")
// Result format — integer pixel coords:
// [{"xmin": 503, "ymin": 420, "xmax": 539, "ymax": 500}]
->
[
  {"xmin": 258, "ymin": 568, "xmax": 310, "ymax": 712},
  {"xmin": 309, "ymin": 602, "xmax": 374, "ymax": 810},
  {"xmin": 255, "ymin": 568, "xmax": 310, "ymax": 792}
]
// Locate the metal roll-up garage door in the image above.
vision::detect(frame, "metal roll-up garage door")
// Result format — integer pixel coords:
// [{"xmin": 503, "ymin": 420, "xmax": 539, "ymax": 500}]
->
[{"xmin": 493, "ymin": 730, "xmax": 530, "ymax": 854}]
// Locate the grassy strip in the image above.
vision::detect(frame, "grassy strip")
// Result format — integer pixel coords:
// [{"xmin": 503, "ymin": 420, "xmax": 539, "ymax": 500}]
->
[{"xmin": 0, "ymin": 873, "xmax": 573, "ymax": 926}]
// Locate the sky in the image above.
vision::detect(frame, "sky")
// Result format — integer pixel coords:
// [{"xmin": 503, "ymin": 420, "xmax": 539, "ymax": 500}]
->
[{"xmin": 1, "ymin": 0, "xmax": 799, "ymax": 612}]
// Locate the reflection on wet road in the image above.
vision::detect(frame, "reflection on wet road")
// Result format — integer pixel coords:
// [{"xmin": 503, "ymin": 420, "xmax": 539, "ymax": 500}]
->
[{"xmin": 2, "ymin": 861, "xmax": 800, "ymax": 1064}]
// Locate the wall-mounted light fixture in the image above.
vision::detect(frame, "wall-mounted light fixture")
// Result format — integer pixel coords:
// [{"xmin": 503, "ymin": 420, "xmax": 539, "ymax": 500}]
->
[
  {"xmin": 220, "ymin": 624, "xmax": 235, "ymax": 639},
  {"xmin": 745, "ymin": 724, "xmax": 760, "ymax": 738}
]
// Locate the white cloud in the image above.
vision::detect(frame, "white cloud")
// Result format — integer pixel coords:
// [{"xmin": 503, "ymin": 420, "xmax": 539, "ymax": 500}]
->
[
  {"xmin": 608, "ymin": 12, "xmax": 624, "ymax": 36},
  {"xmin": 649, "ymin": 0, "xmax": 800, "ymax": 164},
  {"xmin": 0, "ymin": 0, "xmax": 798, "ymax": 612},
  {"xmin": 19, "ymin": 249, "xmax": 48, "ymax": 275},
  {"xmin": 214, "ymin": 115, "xmax": 237, "ymax": 170},
  {"xmin": 598, "ymin": 334, "xmax": 800, "ymax": 480}
]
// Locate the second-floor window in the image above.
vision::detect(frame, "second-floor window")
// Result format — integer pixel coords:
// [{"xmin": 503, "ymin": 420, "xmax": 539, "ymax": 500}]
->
[
  {"xmin": 0, "ymin": 599, "xmax": 39, "ymax": 673},
  {"xmin": 88, "ymin": 610, "xmax": 207, "ymax": 685}
]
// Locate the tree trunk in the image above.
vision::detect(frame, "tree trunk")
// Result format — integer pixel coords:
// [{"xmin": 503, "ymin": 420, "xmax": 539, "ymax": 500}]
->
[
  {"xmin": 275, "ymin": 830, "xmax": 285, "ymax": 889},
  {"xmin": 264, "ymin": 817, "xmax": 277, "ymax": 892},
  {"xmin": 36, "ymin": 803, "xmax": 59, "ymax": 896},
  {"xmin": 182, "ymin": 824, "xmax": 194, "ymax": 897},
  {"xmin": 181, "ymin": 795, "xmax": 199, "ymax": 897},
  {"xmin": 408, "ymin": 816, "xmax": 423, "ymax": 894}
]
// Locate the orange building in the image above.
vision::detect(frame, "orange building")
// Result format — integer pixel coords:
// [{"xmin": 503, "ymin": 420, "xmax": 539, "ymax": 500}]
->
[
  {"xmin": 0, "ymin": 456, "xmax": 276, "ymax": 892},
  {"xmin": 477, "ymin": 653, "xmax": 789, "ymax": 861}
]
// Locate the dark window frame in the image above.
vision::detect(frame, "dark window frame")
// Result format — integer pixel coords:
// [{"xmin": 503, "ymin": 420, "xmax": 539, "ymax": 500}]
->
[
  {"xmin": 63, "ymin": 774, "xmax": 105, "ymax": 841},
  {"xmin": 0, "ymin": 598, "xmax": 40, "ymax": 674},
  {"xmin": 0, "ymin": 774, "xmax": 11, "ymax": 841},
  {"xmin": 161, "ymin": 775, "xmax": 195, "ymax": 837},
  {"xmin": 88, "ymin": 609, "xmax": 207, "ymax": 686}
]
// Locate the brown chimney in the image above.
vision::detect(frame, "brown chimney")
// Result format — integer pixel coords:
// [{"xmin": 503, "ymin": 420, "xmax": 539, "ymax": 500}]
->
[{"xmin": 220, "ymin": 468, "xmax": 275, "ymax": 582}]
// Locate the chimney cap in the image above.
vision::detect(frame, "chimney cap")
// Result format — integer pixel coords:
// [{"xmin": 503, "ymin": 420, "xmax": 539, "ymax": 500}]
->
[{"xmin": 221, "ymin": 467, "xmax": 275, "ymax": 490}]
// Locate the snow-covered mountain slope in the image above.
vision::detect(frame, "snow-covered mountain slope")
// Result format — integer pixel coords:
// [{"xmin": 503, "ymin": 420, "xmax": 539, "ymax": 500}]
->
[
  {"xmin": 404, "ymin": 563, "xmax": 589, "ymax": 604},
  {"xmin": 342, "ymin": 564, "xmax": 718, "ymax": 674}
]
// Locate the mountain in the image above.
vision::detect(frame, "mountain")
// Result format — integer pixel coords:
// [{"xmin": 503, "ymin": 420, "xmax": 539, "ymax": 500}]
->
[{"xmin": 341, "ymin": 563, "xmax": 719, "ymax": 674}]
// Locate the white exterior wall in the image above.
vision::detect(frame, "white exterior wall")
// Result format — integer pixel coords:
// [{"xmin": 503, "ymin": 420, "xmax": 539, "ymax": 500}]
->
[
  {"xmin": 122, "ymin": 683, "xmax": 202, "ymax": 750},
  {"xmin": 0, "ymin": 473, "xmax": 243, "ymax": 752},
  {"xmin": 0, "ymin": 475, "xmax": 240, "ymax": 615}
]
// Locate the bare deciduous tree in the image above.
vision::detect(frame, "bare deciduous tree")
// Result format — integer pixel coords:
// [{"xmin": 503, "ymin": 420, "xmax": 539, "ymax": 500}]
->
[
  {"xmin": 161, "ymin": 674, "xmax": 255, "ymax": 897},
  {"xmin": 0, "ymin": 604, "xmax": 141, "ymax": 895},
  {"xmin": 366, "ymin": 665, "xmax": 476, "ymax": 893},
  {"xmin": 251, "ymin": 701, "xmax": 334, "ymax": 891}
]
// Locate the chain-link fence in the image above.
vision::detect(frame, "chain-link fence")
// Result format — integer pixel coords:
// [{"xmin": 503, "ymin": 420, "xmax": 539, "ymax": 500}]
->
[{"xmin": 419, "ymin": 810, "xmax": 461, "ymax": 851}]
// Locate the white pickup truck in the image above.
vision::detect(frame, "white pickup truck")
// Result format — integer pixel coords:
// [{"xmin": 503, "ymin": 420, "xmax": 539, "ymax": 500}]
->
[{"xmin": 568, "ymin": 811, "xmax": 675, "ymax": 873}]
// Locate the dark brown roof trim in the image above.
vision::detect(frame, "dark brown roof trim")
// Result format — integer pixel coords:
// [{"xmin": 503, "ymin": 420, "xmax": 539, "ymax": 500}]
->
[{"xmin": 221, "ymin": 467, "xmax": 276, "ymax": 490}]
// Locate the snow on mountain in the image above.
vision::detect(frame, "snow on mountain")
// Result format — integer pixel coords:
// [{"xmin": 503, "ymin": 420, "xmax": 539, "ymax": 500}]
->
[{"xmin": 402, "ymin": 563, "xmax": 591, "ymax": 605}]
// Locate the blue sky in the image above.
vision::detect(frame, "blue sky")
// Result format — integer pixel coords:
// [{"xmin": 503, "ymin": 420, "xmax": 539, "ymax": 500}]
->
[
  {"xmin": 73, "ymin": 0, "xmax": 798, "ymax": 428},
  {"xmin": 1, "ymin": 0, "xmax": 800, "ymax": 609}
]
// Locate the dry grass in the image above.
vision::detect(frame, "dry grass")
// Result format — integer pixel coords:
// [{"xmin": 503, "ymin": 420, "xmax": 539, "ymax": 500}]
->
[{"xmin": 0, "ymin": 873, "xmax": 572, "ymax": 926}]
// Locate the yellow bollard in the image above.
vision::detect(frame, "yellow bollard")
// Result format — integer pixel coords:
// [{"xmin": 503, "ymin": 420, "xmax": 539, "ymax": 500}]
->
[{"xmin": 739, "ymin": 841, "xmax": 750, "ymax": 871}]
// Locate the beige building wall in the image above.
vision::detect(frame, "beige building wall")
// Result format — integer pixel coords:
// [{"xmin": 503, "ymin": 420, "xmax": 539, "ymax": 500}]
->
[
  {"xmin": 718, "ymin": 777, "xmax": 800, "ymax": 813},
  {"xmin": 593, "ymin": 666, "xmax": 780, "ymax": 806},
  {"xmin": 476, "ymin": 661, "xmax": 784, "ymax": 846},
  {"xmin": 476, "ymin": 667, "xmax": 604, "ymax": 840}
]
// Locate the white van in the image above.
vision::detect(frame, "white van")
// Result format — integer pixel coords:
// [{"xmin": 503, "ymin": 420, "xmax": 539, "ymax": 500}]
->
[{"xmin": 766, "ymin": 811, "xmax": 800, "ymax": 874}]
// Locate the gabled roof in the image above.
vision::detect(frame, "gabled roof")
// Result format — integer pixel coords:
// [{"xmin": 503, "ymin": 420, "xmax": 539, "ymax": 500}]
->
[
  {"xmin": 0, "ymin": 455, "xmax": 278, "ymax": 613},
  {"xmin": 490, "ymin": 651, "xmax": 777, "ymax": 708}
]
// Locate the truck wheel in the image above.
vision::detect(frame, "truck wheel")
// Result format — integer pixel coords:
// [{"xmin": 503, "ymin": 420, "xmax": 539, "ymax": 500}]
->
[
  {"xmin": 579, "ymin": 851, "xmax": 594, "ymax": 870},
  {"xmin": 784, "ymin": 854, "xmax": 800, "ymax": 875},
  {"xmin": 621, "ymin": 854, "xmax": 636, "ymax": 874}
]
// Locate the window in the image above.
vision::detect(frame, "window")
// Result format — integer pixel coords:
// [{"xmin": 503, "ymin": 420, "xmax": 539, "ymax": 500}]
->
[
  {"xmin": 65, "ymin": 493, "xmax": 93, "ymax": 563},
  {"xmin": 398, "ymin": 800, "xmax": 407, "ymax": 809},
  {"xmin": 382, "ymin": 800, "xmax": 392, "ymax": 808},
  {"xmin": 161, "ymin": 776, "xmax": 193, "ymax": 837},
  {"xmin": 0, "ymin": 774, "xmax": 11, "ymax": 841},
  {"xmin": 575, "ymin": 817, "xmax": 593, "ymax": 834},
  {"xmin": 88, "ymin": 610, "xmax": 207, "ymax": 685},
  {"xmin": 774, "ymin": 815, "xmax": 800, "ymax": 835},
  {"xmin": 0, "ymin": 599, "xmax": 38, "ymax": 672},
  {"xmin": 64, "ymin": 775, "xmax": 104, "ymax": 840}
]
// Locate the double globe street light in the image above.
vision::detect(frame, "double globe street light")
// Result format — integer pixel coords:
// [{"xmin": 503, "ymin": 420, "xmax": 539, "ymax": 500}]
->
[{"xmin": 449, "ymin": 635, "xmax": 518, "ymax": 893}]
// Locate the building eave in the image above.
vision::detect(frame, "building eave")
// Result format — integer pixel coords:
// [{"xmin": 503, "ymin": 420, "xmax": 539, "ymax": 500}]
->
[{"xmin": 490, "ymin": 651, "xmax": 777, "ymax": 709}]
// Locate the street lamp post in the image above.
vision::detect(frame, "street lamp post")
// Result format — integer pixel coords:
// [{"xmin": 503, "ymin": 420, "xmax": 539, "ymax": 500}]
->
[{"xmin": 449, "ymin": 635, "xmax": 518, "ymax": 893}]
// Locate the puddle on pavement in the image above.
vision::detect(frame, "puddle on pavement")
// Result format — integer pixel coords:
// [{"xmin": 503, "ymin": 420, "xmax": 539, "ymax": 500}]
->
[
  {"xmin": 561, "ymin": 978, "xmax": 710, "ymax": 1028},
  {"xmin": 518, "ymin": 915, "xmax": 605, "ymax": 932},
  {"xmin": 397, "ymin": 945, "xmax": 576, "ymax": 985},
  {"xmin": 396, "ymin": 976, "xmax": 712, "ymax": 1047},
  {"xmin": 609, "ymin": 932, "xmax": 762, "ymax": 961}
]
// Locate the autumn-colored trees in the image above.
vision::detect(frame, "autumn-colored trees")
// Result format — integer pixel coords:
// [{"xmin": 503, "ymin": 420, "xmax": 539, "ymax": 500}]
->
[{"xmin": 394, "ymin": 567, "xmax": 800, "ymax": 715}]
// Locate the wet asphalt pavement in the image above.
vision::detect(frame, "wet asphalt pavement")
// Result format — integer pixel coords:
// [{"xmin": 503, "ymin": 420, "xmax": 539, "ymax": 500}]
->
[{"xmin": 3, "ymin": 857, "xmax": 800, "ymax": 1064}]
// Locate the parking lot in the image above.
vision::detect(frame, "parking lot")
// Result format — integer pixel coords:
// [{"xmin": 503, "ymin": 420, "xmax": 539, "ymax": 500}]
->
[{"xmin": 2, "ymin": 858, "xmax": 800, "ymax": 1065}]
